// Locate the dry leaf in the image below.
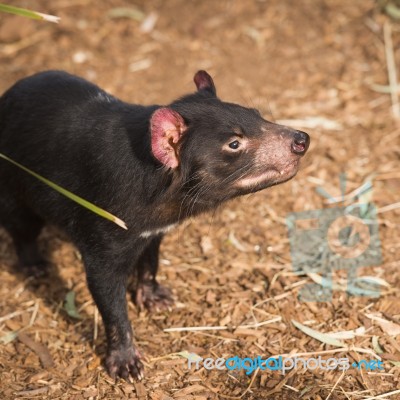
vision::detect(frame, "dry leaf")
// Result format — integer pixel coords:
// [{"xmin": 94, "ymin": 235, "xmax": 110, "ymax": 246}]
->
[
  {"xmin": 292, "ymin": 320, "xmax": 346, "ymax": 347},
  {"xmin": 366, "ymin": 314, "xmax": 400, "ymax": 336}
]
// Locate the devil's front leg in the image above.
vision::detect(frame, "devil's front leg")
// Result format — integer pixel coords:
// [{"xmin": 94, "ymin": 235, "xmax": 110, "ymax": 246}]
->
[
  {"xmin": 134, "ymin": 235, "xmax": 174, "ymax": 312},
  {"xmin": 83, "ymin": 250, "xmax": 144, "ymax": 380}
]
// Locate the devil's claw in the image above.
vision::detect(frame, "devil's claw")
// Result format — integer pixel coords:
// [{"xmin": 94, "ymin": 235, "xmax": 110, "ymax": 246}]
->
[
  {"xmin": 106, "ymin": 345, "xmax": 144, "ymax": 381},
  {"xmin": 135, "ymin": 281, "xmax": 174, "ymax": 312}
]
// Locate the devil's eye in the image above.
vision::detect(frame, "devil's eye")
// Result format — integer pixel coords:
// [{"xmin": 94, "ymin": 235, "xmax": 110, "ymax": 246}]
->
[{"xmin": 229, "ymin": 140, "xmax": 240, "ymax": 150}]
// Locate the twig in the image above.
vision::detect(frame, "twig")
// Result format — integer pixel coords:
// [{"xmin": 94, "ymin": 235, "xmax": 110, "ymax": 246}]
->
[
  {"xmin": 276, "ymin": 117, "xmax": 342, "ymax": 130},
  {"xmin": 377, "ymin": 201, "xmax": 400, "ymax": 214},
  {"xmin": 363, "ymin": 389, "xmax": 400, "ymax": 400},
  {"xmin": 325, "ymin": 370, "xmax": 346, "ymax": 400},
  {"xmin": 93, "ymin": 307, "xmax": 99, "ymax": 348},
  {"xmin": 368, "ymin": 82, "xmax": 400, "ymax": 94},
  {"xmin": 1, "ymin": 31, "xmax": 48, "ymax": 56},
  {"xmin": 0, "ymin": 307, "xmax": 35, "ymax": 323},
  {"xmin": 265, "ymin": 369, "xmax": 297, "ymax": 397},
  {"xmin": 192, "ymin": 331, "xmax": 239, "ymax": 341},
  {"xmin": 384, "ymin": 22, "xmax": 400, "ymax": 119},
  {"xmin": 163, "ymin": 316, "xmax": 281, "ymax": 332},
  {"xmin": 272, "ymin": 346, "xmax": 382, "ymax": 361},
  {"xmin": 15, "ymin": 387, "xmax": 49, "ymax": 396},
  {"xmin": 252, "ymin": 291, "xmax": 292, "ymax": 308},
  {"xmin": 202, "ymin": 368, "xmax": 260, "ymax": 399},
  {"xmin": 375, "ymin": 170, "xmax": 400, "ymax": 180},
  {"xmin": 29, "ymin": 301, "xmax": 39, "ymax": 326},
  {"xmin": 325, "ymin": 179, "xmax": 373, "ymax": 204}
]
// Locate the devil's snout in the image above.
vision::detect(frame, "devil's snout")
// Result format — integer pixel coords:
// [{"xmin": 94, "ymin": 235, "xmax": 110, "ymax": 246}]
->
[{"xmin": 291, "ymin": 130, "xmax": 310, "ymax": 156}]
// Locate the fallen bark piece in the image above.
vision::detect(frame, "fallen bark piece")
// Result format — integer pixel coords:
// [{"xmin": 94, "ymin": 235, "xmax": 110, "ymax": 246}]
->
[{"xmin": 18, "ymin": 332, "xmax": 54, "ymax": 369}]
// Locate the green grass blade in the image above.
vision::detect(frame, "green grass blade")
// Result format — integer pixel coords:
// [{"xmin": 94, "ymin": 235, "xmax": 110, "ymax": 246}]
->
[
  {"xmin": 0, "ymin": 152, "xmax": 127, "ymax": 230},
  {"xmin": 0, "ymin": 3, "xmax": 60, "ymax": 23}
]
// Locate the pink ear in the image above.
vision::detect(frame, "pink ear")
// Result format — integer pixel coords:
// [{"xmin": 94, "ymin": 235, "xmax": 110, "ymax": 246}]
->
[
  {"xmin": 194, "ymin": 70, "xmax": 216, "ymax": 96},
  {"xmin": 150, "ymin": 108, "xmax": 187, "ymax": 169}
]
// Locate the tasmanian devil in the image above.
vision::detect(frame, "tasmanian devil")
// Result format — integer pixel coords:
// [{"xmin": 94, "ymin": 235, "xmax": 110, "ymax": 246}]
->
[{"xmin": 0, "ymin": 70, "xmax": 309, "ymax": 380}]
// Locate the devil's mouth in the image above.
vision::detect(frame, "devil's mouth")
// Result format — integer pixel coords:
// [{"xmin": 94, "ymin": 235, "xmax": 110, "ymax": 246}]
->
[{"xmin": 235, "ymin": 160, "xmax": 300, "ymax": 189}]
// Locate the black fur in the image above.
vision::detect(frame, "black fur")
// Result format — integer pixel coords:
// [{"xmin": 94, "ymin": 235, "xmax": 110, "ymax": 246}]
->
[{"xmin": 0, "ymin": 70, "xmax": 309, "ymax": 380}]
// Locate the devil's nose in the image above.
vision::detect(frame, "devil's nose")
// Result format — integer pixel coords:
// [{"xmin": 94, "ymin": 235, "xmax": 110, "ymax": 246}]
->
[{"xmin": 291, "ymin": 130, "xmax": 310, "ymax": 156}]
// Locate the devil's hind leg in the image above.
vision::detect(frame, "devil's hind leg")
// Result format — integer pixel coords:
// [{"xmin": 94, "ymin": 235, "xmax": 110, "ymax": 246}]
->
[
  {"xmin": 0, "ymin": 195, "xmax": 46, "ymax": 276},
  {"xmin": 133, "ymin": 235, "xmax": 174, "ymax": 311}
]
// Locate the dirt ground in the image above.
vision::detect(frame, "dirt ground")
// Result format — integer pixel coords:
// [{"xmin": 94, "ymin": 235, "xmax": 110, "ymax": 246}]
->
[{"xmin": 0, "ymin": 0, "xmax": 399, "ymax": 399}]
